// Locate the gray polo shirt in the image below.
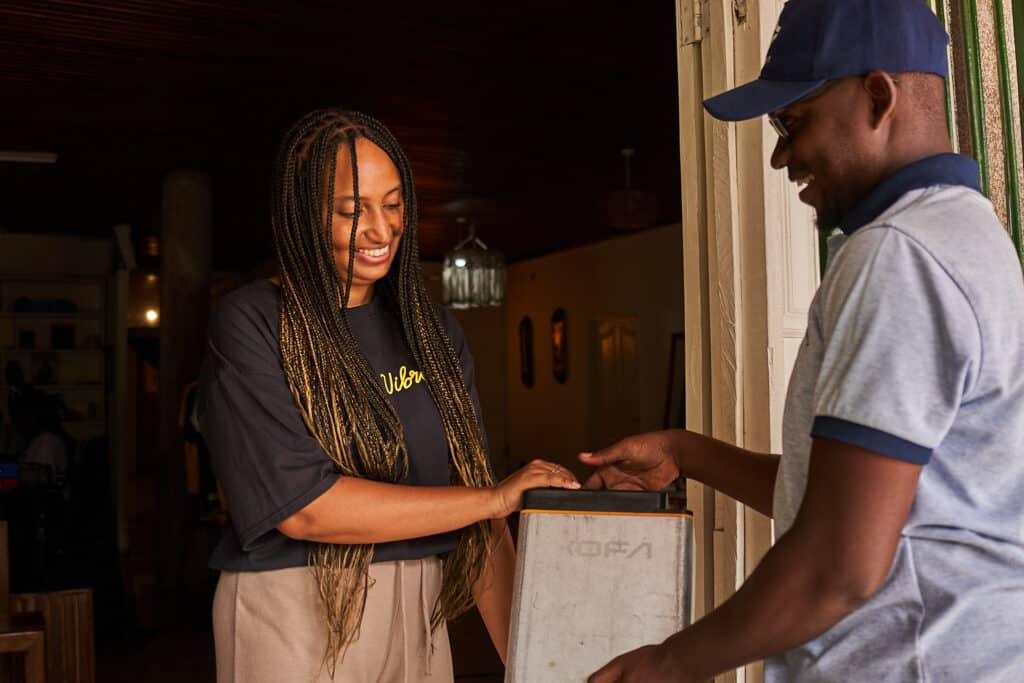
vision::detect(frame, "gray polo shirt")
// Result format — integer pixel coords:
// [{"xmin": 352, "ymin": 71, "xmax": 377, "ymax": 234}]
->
[{"xmin": 767, "ymin": 155, "xmax": 1024, "ymax": 682}]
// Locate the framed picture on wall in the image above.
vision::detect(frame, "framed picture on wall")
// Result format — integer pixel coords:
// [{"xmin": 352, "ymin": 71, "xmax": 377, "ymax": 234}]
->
[
  {"xmin": 551, "ymin": 308, "xmax": 568, "ymax": 384},
  {"xmin": 519, "ymin": 316, "xmax": 534, "ymax": 388},
  {"xmin": 663, "ymin": 332, "xmax": 685, "ymax": 429},
  {"xmin": 31, "ymin": 351, "xmax": 58, "ymax": 386}
]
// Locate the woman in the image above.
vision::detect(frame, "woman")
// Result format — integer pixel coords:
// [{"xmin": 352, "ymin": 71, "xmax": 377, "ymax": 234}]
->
[{"xmin": 199, "ymin": 109, "xmax": 579, "ymax": 682}]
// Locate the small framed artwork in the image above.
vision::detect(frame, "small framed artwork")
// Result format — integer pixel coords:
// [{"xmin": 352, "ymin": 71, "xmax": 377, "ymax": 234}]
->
[
  {"xmin": 17, "ymin": 329, "xmax": 35, "ymax": 349},
  {"xmin": 663, "ymin": 332, "xmax": 686, "ymax": 429},
  {"xmin": 31, "ymin": 352, "xmax": 58, "ymax": 386},
  {"xmin": 51, "ymin": 323, "xmax": 76, "ymax": 349},
  {"xmin": 551, "ymin": 308, "xmax": 568, "ymax": 384},
  {"xmin": 519, "ymin": 316, "xmax": 534, "ymax": 388}
]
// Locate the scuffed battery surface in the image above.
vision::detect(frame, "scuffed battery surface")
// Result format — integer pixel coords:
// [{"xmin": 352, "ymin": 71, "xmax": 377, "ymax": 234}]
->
[{"xmin": 506, "ymin": 510, "xmax": 692, "ymax": 683}]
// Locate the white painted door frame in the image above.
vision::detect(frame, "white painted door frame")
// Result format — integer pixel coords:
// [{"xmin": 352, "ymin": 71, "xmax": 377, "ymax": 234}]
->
[{"xmin": 675, "ymin": 1, "xmax": 819, "ymax": 681}]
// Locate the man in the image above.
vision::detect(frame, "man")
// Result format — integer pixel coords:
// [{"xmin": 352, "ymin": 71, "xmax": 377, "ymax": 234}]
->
[{"xmin": 583, "ymin": 1, "xmax": 1024, "ymax": 681}]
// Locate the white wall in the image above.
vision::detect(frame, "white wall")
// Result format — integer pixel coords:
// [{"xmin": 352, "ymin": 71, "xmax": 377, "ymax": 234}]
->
[
  {"xmin": 421, "ymin": 264, "xmax": 509, "ymax": 475},
  {"xmin": 503, "ymin": 224, "xmax": 683, "ymax": 479},
  {"xmin": 425, "ymin": 225, "xmax": 683, "ymax": 480}
]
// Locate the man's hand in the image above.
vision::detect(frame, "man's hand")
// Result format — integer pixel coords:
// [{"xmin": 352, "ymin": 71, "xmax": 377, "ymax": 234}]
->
[
  {"xmin": 578, "ymin": 430, "xmax": 680, "ymax": 491},
  {"xmin": 588, "ymin": 641, "xmax": 697, "ymax": 683}
]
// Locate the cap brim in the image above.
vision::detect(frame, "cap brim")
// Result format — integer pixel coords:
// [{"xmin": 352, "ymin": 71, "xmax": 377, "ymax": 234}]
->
[{"xmin": 703, "ymin": 78, "xmax": 827, "ymax": 121}]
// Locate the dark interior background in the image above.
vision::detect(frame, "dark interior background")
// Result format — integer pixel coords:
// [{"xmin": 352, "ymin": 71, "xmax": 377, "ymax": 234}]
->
[
  {"xmin": 0, "ymin": 4, "xmax": 683, "ymax": 680},
  {"xmin": 0, "ymin": 0, "xmax": 682, "ymax": 270}
]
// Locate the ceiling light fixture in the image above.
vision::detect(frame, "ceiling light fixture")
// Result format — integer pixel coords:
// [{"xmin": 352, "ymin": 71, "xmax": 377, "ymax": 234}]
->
[
  {"xmin": 442, "ymin": 217, "xmax": 506, "ymax": 309},
  {"xmin": 606, "ymin": 147, "xmax": 657, "ymax": 230},
  {"xmin": 0, "ymin": 151, "xmax": 58, "ymax": 164}
]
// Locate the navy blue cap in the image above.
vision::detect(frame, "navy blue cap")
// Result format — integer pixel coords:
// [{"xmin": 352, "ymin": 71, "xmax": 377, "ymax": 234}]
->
[{"xmin": 704, "ymin": 0, "xmax": 950, "ymax": 121}]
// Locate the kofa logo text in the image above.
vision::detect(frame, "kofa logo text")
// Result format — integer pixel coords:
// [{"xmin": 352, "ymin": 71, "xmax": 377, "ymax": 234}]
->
[{"xmin": 568, "ymin": 539, "xmax": 653, "ymax": 560}]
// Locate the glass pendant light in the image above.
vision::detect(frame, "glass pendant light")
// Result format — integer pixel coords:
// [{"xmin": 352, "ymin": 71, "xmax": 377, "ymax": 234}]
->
[{"xmin": 442, "ymin": 218, "xmax": 506, "ymax": 308}]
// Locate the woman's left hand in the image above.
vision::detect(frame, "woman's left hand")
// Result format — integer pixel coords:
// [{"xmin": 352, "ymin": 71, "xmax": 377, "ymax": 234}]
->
[{"xmin": 587, "ymin": 641, "xmax": 698, "ymax": 683}]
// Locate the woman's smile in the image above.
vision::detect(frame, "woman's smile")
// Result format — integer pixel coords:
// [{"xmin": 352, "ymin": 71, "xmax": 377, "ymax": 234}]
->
[{"xmin": 355, "ymin": 243, "xmax": 391, "ymax": 264}]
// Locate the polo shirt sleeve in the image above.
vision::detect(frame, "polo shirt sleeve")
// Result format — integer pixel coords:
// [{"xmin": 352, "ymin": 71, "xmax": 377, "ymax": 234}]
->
[
  {"xmin": 197, "ymin": 298, "xmax": 339, "ymax": 551},
  {"xmin": 810, "ymin": 227, "xmax": 981, "ymax": 465}
]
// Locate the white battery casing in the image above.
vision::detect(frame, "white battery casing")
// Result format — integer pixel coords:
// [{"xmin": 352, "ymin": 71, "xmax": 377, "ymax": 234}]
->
[{"xmin": 505, "ymin": 504, "xmax": 693, "ymax": 683}]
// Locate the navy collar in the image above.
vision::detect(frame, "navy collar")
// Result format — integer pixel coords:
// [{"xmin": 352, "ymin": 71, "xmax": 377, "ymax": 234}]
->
[{"xmin": 839, "ymin": 153, "xmax": 982, "ymax": 235}]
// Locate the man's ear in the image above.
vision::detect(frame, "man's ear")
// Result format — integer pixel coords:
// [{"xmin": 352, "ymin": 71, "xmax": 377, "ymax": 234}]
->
[{"xmin": 863, "ymin": 70, "xmax": 899, "ymax": 130}]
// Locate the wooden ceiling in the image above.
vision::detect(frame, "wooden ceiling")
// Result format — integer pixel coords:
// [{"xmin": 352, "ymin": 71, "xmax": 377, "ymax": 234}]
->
[{"xmin": 0, "ymin": 1, "xmax": 681, "ymax": 269}]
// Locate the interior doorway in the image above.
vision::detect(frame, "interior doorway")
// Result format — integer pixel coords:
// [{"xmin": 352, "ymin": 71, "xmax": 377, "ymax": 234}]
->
[{"xmin": 588, "ymin": 317, "xmax": 642, "ymax": 451}]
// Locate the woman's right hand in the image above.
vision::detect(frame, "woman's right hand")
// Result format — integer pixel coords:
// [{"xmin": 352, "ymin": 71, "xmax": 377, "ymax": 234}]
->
[{"xmin": 490, "ymin": 459, "xmax": 581, "ymax": 518}]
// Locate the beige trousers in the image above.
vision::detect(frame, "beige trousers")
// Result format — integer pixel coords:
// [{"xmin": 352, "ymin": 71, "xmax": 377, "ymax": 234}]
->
[{"xmin": 212, "ymin": 557, "xmax": 454, "ymax": 683}]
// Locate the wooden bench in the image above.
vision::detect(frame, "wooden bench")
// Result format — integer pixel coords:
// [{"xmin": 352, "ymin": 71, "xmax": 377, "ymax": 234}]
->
[
  {"xmin": 8, "ymin": 591, "xmax": 93, "ymax": 683},
  {"xmin": 0, "ymin": 520, "xmax": 47, "ymax": 682}
]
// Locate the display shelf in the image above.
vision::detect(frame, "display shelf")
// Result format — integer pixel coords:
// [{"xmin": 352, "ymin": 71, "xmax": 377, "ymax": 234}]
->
[
  {"xmin": 0, "ymin": 312, "xmax": 103, "ymax": 320},
  {"xmin": 0, "ymin": 347, "xmax": 106, "ymax": 354},
  {"xmin": 0, "ymin": 383, "xmax": 104, "ymax": 391},
  {"xmin": 0, "ymin": 272, "xmax": 109, "ymax": 446}
]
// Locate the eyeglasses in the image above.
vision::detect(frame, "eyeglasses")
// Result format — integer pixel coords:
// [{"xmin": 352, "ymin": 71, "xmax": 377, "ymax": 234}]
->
[
  {"xmin": 768, "ymin": 113, "xmax": 794, "ymax": 140},
  {"xmin": 768, "ymin": 76, "xmax": 899, "ymax": 140}
]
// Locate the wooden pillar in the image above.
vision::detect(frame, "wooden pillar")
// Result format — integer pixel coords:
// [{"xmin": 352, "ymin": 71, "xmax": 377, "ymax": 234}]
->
[
  {"xmin": 110, "ymin": 264, "xmax": 130, "ymax": 553},
  {"xmin": 934, "ymin": 0, "xmax": 1024, "ymax": 261},
  {"xmin": 676, "ymin": 0, "xmax": 715, "ymax": 627},
  {"xmin": 158, "ymin": 170, "xmax": 212, "ymax": 611}
]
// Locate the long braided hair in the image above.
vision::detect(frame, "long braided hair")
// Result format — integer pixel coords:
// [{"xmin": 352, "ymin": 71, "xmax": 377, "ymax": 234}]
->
[{"xmin": 270, "ymin": 109, "xmax": 494, "ymax": 674}]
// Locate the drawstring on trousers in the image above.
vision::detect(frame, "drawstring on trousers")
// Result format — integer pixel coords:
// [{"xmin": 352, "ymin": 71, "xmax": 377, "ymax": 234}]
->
[
  {"xmin": 420, "ymin": 560, "xmax": 434, "ymax": 675},
  {"xmin": 391, "ymin": 560, "xmax": 435, "ymax": 682}
]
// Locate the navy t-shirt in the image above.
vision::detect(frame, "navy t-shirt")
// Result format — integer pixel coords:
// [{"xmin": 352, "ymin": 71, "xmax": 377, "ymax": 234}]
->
[{"xmin": 198, "ymin": 279, "xmax": 488, "ymax": 572}]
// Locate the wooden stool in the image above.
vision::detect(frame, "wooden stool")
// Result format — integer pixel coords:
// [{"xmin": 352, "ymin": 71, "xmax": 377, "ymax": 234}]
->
[
  {"xmin": 0, "ymin": 520, "xmax": 47, "ymax": 682},
  {"xmin": 0, "ymin": 612, "xmax": 46, "ymax": 683}
]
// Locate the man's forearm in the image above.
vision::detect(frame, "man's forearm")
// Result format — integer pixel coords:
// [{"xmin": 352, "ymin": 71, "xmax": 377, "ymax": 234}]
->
[
  {"xmin": 662, "ymin": 527, "xmax": 868, "ymax": 680},
  {"xmin": 666, "ymin": 430, "xmax": 779, "ymax": 517},
  {"xmin": 670, "ymin": 437, "xmax": 919, "ymax": 679}
]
